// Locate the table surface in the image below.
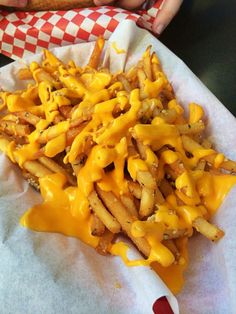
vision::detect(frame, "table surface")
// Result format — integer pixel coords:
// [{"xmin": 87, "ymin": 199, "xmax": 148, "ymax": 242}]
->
[
  {"xmin": 0, "ymin": 0, "xmax": 235, "ymax": 116},
  {"xmin": 161, "ymin": 0, "xmax": 236, "ymax": 116}
]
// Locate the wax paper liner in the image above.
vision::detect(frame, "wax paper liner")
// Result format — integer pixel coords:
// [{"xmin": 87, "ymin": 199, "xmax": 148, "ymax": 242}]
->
[
  {"xmin": 1, "ymin": 20, "xmax": 236, "ymax": 314},
  {"xmin": 0, "ymin": 0, "xmax": 164, "ymax": 60}
]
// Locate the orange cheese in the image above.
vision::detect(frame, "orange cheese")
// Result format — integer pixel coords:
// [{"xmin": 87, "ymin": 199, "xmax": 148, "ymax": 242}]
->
[
  {"xmin": 20, "ymin": 173, "xmax": 98, "ymax": 248},
  {"xmin": 3, "ymin": 56, "xmax": 236, "ymax": 296},
  {"xmin": 111, "ymin": 42, "xmax": 126, "ymax": 54}
]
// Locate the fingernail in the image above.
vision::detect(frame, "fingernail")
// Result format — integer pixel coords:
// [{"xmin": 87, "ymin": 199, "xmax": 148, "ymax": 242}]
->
[{"xmin": 155, "ymin": 24, "xmax": 165, "ymax": 35}]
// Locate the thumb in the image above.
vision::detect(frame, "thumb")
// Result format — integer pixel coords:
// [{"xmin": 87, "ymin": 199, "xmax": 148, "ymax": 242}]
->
[
  {"xmin": 0, "ymin": 0, "xmax": 28, "ymax": 7},
  {"xmin": 93, "ymin": 0, "xmax": 115, "ymax": 5},
  {"xmin": 153, "ymin": 0, "xmax": 183, "ymax": 34}
]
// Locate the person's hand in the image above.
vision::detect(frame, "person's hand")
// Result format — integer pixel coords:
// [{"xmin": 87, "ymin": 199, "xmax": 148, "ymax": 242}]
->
[
  {"xmin": 0, "ymin": 0, "xmax": 27, "ymax": 7},
  {"xmin": 94, "ymin": 0, "xmax": 183, "ymax": 35},
  {"xmin": 93, "ymin": 0, "xmax": 146, "ymax": 11},
  {"xmin": 152, "ymin": 0, "xmax": 183, "ymax": 34}
]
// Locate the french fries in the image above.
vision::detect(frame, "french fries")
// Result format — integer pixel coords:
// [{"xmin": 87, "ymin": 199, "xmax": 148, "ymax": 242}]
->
[
  {"xmin": 96, "ymin": 229, "xmax": 114, "ymax": 256},
  {"xmin": 14, "ymin": 111, "xmax": 40, "ymax": 126},
  {"xmin": 0, "ymin": 38, "xmax": 235, "ymax": 292},
  {"xmin": 120, "ymin": 194, "xmax": 139, "ymax": 217},
  {"xmin": 97, "ymin": 187, "xmax": 151, "ymax": 258},
  {"xmin": 90, "ymin": 213, "xmax": 106, "ymax": 237},
  {"xmin": 88, "ymin": 36, "xmax": 105, "ymax": 69},
  {"xmin": 0, "ymin": 120, "xmax": 31, "ymax": 137},
  {"xmin": 128, "ymin": 181, "xmax": 142, "ymax": 199},
  {"xmin": 88, "ymin": 190, "xmax": 121, "ymax": 234},
  {"xmin": 192, "ymin": 217, "xmax": 224, "ymax": 241}
]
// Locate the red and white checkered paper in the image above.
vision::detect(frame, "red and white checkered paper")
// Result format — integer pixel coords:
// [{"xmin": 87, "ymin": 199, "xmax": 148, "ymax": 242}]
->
[{"xmin": 0, "ymin": 0, "xmax": 164, "ymax": 60}]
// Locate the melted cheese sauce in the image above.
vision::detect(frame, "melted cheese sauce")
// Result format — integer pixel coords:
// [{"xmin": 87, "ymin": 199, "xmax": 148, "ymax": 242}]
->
[
  {"xmin": 20, "ymin": 173, "xmax": 98, "ymax": 248},
  {"xmin": 111, "ymin": 42, "xmax": 126, "ymax": 54},
  {"xmin": 1, "ymin": 56, "xmax": 236, "ymax": 295}
]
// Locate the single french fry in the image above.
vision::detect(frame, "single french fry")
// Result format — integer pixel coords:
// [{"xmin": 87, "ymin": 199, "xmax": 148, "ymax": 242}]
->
[
  {"xmin": 120, "ymin": 194, "xmax": 139, "ymax": 218},
  {"xmin": 195, "ymin": 160, "xmax": 206, "ymax": 171},
  {"xmin": 88, "ymin": 36, "xmax": 105, "ymax": 69},
  {"xmin": 139, "ymin": 186, "xmax": 155, "ymax": 218},
  {"xmin": 136, "ymin": 139, "xmax": 158, "ymax": 178},
  {"xmin": 24, "ymin": 160, "xmax": 53, "ymax": 178},
  {"xmin": 162, "ymin": 239, "xmax": 180, "ymax": 260},
  {"xmin": 137, "ymin": 68, "xmax": 147, "ymax": 99},
  {"xmin": 177, "ymin": 121, "xmax": 205, "ymax": 135},
  {"xmin": 151, "ymin": 52, "xmax": 161, "ymax": 80},
  {"xmin": 218, "ymin": 160, "xmax": 236, "ymax": 173},
  {"xmin": 70, "ymin": 154, "xmax": 86, "ymax": 176},
  {"xmin": 43, "ymin": 49, "xmax": 62, "ymax": 67},
  {"xmin": 88, "ymin": 190, "xmax": 121, "ymax": 234},
  {"xmin": 181, "ymin": 135, "xmax": 204, "ymax": 152},
  {"xmin": 0, "ymin": 120, "xmax": 30, "ymax": 137},
  {"xmin": 117, "ymin": 74, "xmax": 132, "ymax": 92},
  {"xmin": 135, "ymin": 139, "xmax": 146, "ymax": 160},
  {"xmin": 143, "ymin": 46, "xmax": 152, "ymax": 81},
  {"xmin": 22, "ymin": 169, "xmax": 40, "ymax": 191},
  {"xmin": 0, "ymin": 93, "xmax": 7, "ymax": 112},
  {"xmin": 14, "ymin": 111, "xmax": 40, "ymax": 126},
  {"xmin": 38, "ymin": 156, "xmax": 76, "ymax": 186},
  {"xmin": 163, "ymin": 228, "xmax": 187, "ymax": 240},
  {"xmin": 154, "ymin": 108, "xmax": 178, "ymax": 124},
  {"xmin": 96, "ymin": 229, "xmax": 114, "ymax": 256},
  {"xmin": 90, "ymin": 213, "xmax": 106, "ymax": 237},
  {"xmin": 128, "ymin": 181, "xmax": 142, "ymax": 199},
  {"xmin": 97, "ymin": 187, "xmax": 151, "ymax": 258},
  {"xmin": 137, "ymin": 170, "xmax": 156, "ymax": 190},
  {"xmin": 125, "ymin": 66, "xmax": 138, "ymax": 81},
  {"xmin": 193, "ymin": 217, "xmax": 225, "ymax": 241}
]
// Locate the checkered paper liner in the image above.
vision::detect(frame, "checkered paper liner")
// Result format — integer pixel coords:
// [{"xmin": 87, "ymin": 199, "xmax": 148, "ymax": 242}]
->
[{"xmin": 0, "ymin": 0, "xmax": 164, "ymax": 60}]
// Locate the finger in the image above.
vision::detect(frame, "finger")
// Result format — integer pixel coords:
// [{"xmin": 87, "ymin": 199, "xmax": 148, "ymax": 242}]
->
[
  {"xmin": 0, "ymin": 0, "xmax": 27, "ymax": 7},
  {"xmin": 93, "ymin": 0, "xmax": 115, "ymax": 5},
  {"xmin": 153, "ymin": 0, "xmax": 183, "ymax": 34},
  {"xmin": 117, "ymin": 0, "xmax": 145, "ymax": 10}
]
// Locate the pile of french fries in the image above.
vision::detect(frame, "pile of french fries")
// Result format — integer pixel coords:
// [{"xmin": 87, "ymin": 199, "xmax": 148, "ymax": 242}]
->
[{"xmin": 0, "ymin": 37, "xmax": 236, "ymax": 270}]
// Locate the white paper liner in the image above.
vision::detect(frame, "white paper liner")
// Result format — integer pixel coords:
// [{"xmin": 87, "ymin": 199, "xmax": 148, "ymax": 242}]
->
[{"xmin": 1, "ymin": 20, "xmax": 236, "ymax": 314}]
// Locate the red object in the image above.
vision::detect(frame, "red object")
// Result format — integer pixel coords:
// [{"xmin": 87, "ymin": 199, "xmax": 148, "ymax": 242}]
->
[
  {"xmin": 153, "ymin": 297, "xmax": 174, "ymax": 314},
  {"xmin": 0, "ymin": 1, "xmax": 165, "ymax": 60}
]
